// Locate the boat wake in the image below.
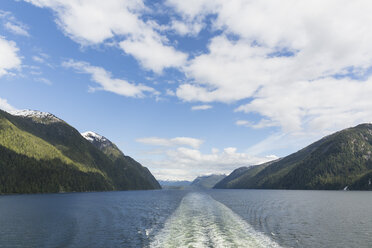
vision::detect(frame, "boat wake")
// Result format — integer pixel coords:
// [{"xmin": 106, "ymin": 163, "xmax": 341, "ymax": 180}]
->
[{"xmin": 150, "ymin": 192, "xmax": 281, "ymax": 248}]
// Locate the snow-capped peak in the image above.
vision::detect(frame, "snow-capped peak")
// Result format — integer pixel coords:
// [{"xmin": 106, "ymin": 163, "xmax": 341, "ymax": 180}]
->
[
  {"xmin": 81, "ymin": 131, "xmax": 108, "ymax": 143},
  {"xmin": 10, "ymin": 109, "xmax": 62, "ymax": 123}
]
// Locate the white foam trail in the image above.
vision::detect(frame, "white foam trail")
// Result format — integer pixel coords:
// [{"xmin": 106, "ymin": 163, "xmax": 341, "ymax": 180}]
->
[{"xmin": 150, "ymin": 192, "xmax": 282, "ymax": 248}]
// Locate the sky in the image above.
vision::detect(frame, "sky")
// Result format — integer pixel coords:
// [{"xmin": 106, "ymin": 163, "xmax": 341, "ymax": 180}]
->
[{"xmin": 1, "ymin": 0, "xmax": 372, "ymax": 180}]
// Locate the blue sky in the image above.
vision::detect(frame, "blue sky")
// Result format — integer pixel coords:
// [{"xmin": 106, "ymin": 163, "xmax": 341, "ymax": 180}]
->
[{"xmin": 1, "ymin": 0, "xmax": 372, "ymax": 180}]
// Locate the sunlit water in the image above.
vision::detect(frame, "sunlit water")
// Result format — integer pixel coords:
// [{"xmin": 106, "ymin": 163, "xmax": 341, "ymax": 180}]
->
[{"xmin": 1, "ymin": 189, "xmax": 372, "ymax": 247}]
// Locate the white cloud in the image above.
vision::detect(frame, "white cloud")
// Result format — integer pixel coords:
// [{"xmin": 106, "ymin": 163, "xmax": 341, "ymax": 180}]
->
[
  {"xmin": 169, "ymin": 19, "xmax": 204, "ymax": 37},
  {"xmin": 165, "ymin": 89, "xmax": 176, "ymax": 96},
  {"xmin": 31, "ymin": 53, "xmax": 55, "ymax": 69},
  {"xmin": 137, "ymin": 134, "xmax": 277, "ymax": 180},
  {"xmin": 4, "ymin": 22, "xmax": 29, "ymax": 37},
  {"xmin": 21, "ymin": 0, "xmax": 372, "ymax": 157},
  {"xmin": 32, "ymin": 53, "xmax": 53, "ymax": 68},
  {"xmin": 140, "ymin": 146, "xmax": 277, "ymax": 181},
  {"xmin": 191, "ymin": 104, "xmax": 212, "ymax": 111},
  {"xmin": 0, "ymin": 98, "xmax": 17, "ymax": 112},
  {"xmin": 168, "ymin": 0, "xmax": 372, "ymax": 147},
  {"xmin": 62, "ymin": 60, "xmax": 157, "ymax": 98},
  {"xmin": 32, "ymin": 56, "xmax": 44, "ymax": 63},
  {"xmin": 25, "ymin": 0, "xmax": 187, "ymax": 73},
  {"xmin": 236, "ymin": 120, "xmax": 250, "ymax": 126},
  {"xmin": 24, "ymin": 0, "xmax": 145, "ymax": 44},
  {"xmin": 35, "ymin": 77, "xmax": 52, "ymax": 85},
  {"xmin": 119, "ymin": 36, "xmax": 187, "ymax": 74},
  {"xmin": 0, "ymin": 37, "xmax": 21, "ymax": 77},
  {"xmin": 165, "ymin": 0, "xmax": 216, "ymax": 20},
  {"xmin": 0, "ymin": 10, "xmax": 30, "ymax": 37},
  {"xmin": 177, "ymin": 36, "xmax": 275, "ymax": 103},
  {"xmin": 136, "ymin": 136, "xmax": 204, "ymax": 149},
  {"xmin": 236, "ymin": 119, "xmax": 278, "ymax": 129},
  {"xmin": 235, "ymin": 77, "xmax": 372, "ymax": 132}
]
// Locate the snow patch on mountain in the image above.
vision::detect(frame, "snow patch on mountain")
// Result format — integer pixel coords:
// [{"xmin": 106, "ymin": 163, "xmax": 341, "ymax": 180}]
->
[
  {"xmin": 10, "ymin": 109, "xmax": 62, "ymax": 122},
  {"xmin": 81, "ymin": 131, "xmax": 108, "ymax": 143},
  {"xmin": 81, "ymin": 131, "xmax": 122, "ymax": 155}
]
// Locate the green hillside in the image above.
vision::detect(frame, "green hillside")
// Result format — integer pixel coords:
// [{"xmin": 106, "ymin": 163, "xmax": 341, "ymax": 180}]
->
[
  {"xmin": 82, "ymin": 131, "xmax": 161, "ymax": 190},
  {"xmin": 215, "ymin": 124, "xmax": 372, "ymax": 190},
  {"xmin": 0, "ymin": 109, "xmax": 160, "ymax": 193},
  {"xmin": 191, "ymin": 174, "xmax": 226, "ymax": 189}
]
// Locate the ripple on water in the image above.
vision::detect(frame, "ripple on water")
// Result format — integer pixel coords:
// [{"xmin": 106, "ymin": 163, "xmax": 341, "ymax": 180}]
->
[{"xmin": 150, "ymin": 192, "xmax": 281, "ymax": 248}]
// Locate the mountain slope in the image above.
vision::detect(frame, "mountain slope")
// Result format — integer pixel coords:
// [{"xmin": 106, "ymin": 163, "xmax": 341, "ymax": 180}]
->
[
  {"xmin": 215, "ymin": 124, "xmax": 372, "ymax": 190},
  {"xmin": 191, "ymin": 174, "xmax": 226, "ymax": 189},
  {"xmin": 214, "ymin": 161, "xmax": 276, "ymax": 189},
  {"xmin": 81, "ymin": 131, "xmax": 161, "ymax": 190},
  {"xmin": 0, "ymin": 109, "xmax": 160, "ymax": 193}
]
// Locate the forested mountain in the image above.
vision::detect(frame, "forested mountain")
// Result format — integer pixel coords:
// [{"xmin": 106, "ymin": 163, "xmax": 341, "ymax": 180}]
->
[
  {"xmin": 215, "ymin": 124, "xmax": 372, "ymax": 190},
  {"xmin": 81, "ymin": 131, "xmax": 160, "ymax": 190},
  {"xmin": 0, "ymin": 109, "xmax": 160, "ymax": 194},
  {"xmin": 191, "ymin": 174, "xmax": 226, "ymax": 189}
]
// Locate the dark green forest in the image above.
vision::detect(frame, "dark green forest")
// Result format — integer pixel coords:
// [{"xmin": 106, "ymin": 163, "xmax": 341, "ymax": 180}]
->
[
  {"xmin": 215, "ymin": 124, "xmax": 372, "ymax": 190},
  {"xmin": 0, "ymin": 110, "xmax": 160, "ymax": 194}
]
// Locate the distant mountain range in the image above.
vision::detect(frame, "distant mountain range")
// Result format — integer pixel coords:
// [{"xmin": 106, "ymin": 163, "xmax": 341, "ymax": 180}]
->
[
  {"xmin": 159, "ymin": 174, "xmax": 226, "ymax": 190},
  {"xmin": 191, "ymin": 174, "xmax": 226, "ymax": 189},
  {"xmin": 158, "ymin": 180, "xmax": 192, "ymax": 189},
  {"xmin": 0, "ymin": 109, "xmax": 160, "ymax": 194},
  {"xmin": 215, "ymin": 124, "xmax": 372, "ymax": 190}
]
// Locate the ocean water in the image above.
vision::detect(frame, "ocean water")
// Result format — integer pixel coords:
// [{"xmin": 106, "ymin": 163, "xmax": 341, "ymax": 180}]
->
[{"xmin": 0, "ymin": 189, "xmax": 371, "ymax": 247}]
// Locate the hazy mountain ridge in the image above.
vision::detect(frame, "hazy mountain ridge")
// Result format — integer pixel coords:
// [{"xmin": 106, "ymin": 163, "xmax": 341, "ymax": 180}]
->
[
  {"xmin": 159, "ymin": 180, "xmax": 191, "ymax": 187},
  {"xmin": 191, "ymin": 174, "xmax": 226, "ymax": 189},
  {"xmin": 158, "ymin": 180, "xmax": 191, "ymax": 189},
  {"xmin": 215, "ymin": 124, "xmax": 372, "ymax": 190},
  {"xmin": 0, "ymin": 109, "xmax": 160, "ymax": 193}
]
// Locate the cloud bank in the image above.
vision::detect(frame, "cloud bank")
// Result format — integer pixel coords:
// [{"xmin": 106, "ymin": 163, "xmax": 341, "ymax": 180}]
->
[
  {"xmin": 138, "ymin": 139, "xmax": 277, "ymax": 180},
  {"xmin": 169, "ymin": 0, "xmax": 372, "ymax": 150},
  {"xmin": 25, "ymin": 0, "xmax": 187, "ymax": 73}
]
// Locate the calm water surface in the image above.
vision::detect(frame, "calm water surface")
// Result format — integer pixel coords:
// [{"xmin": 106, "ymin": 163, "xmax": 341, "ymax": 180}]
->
[{"xmin": 0, "ymin": 189, "xmax": 371, "ymax": 247}]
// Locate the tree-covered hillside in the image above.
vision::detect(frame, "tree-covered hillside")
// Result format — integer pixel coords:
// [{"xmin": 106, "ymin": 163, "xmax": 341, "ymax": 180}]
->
[
  {"xmin": 191, "ymin": 174, "xmax": 226, "ymax": 189},
  {"xmin": 215, "ymin": 124, "xmax": 372, "ymax": 190},
  {"xmin": 0, "ymin": 109, "xmax": 160, "ymax": 194}
]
